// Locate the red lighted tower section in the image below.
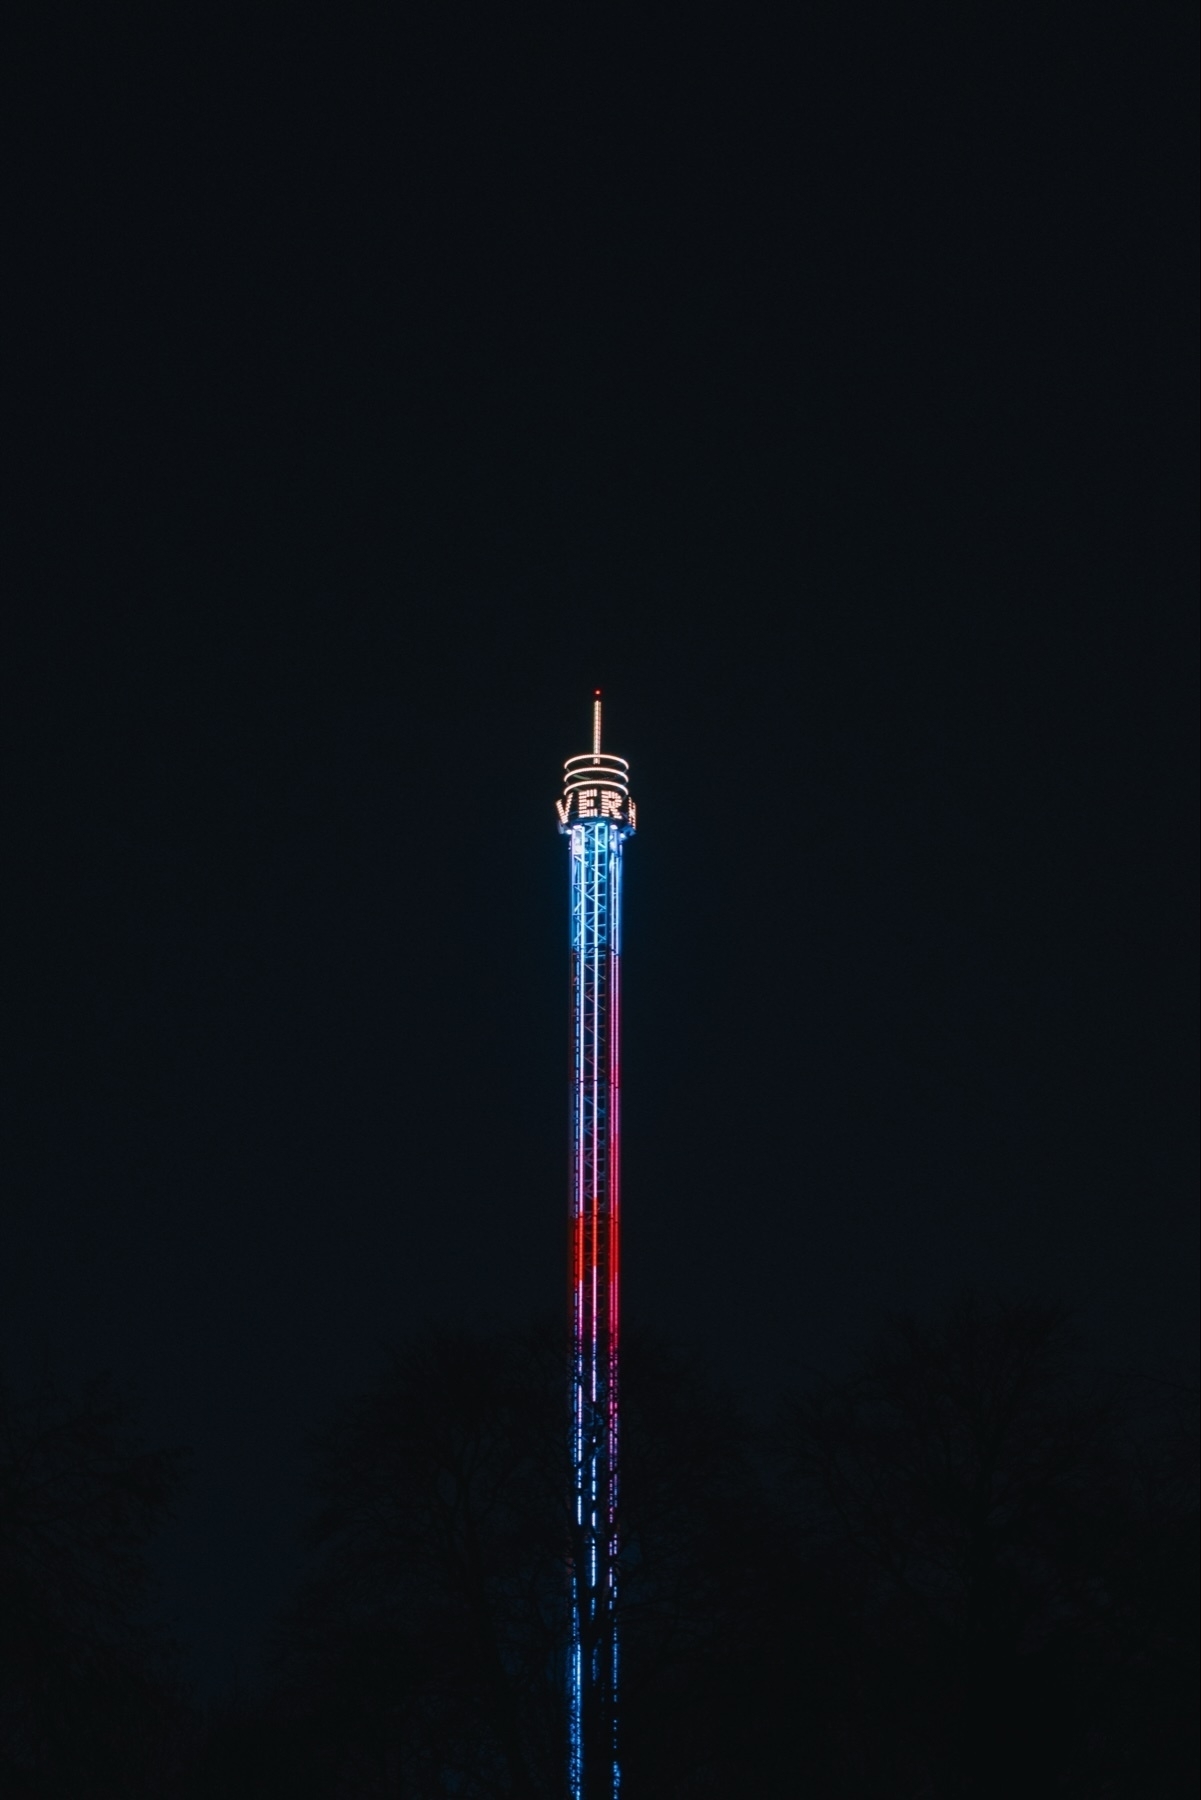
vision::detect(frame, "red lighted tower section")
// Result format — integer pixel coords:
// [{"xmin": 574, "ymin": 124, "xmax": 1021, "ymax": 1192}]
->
[{"xmin": 558, "ymin": 694, "xmax": 635, "ymax": 1800}]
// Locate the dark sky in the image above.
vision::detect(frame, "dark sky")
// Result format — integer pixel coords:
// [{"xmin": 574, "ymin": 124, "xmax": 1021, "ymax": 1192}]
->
[{"xmin": 7, "ymin": 9, "xmax": 1197, "ymax": 1696}]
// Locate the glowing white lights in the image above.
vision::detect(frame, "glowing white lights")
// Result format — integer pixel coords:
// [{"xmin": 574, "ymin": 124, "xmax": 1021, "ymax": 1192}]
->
[
  {"xmin": 556, "ymin": 767, "xmax": 636, "ymax": 831},
  {"xmin": 556, "ymin": 789, "xmax": 636, "ymax": 825},
  {"xmin": 562, "ymin": 707, "xmax": 632, "ymax": 1800},
  {"xmin": 568, "ymin": 815, "xmax": 622, "ymax": 1799}
]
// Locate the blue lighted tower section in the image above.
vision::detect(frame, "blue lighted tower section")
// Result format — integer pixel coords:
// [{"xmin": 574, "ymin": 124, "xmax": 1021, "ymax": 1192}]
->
[{"xmin": 558, "ymin": 695, "xmax": 635, "ymax": 1800}]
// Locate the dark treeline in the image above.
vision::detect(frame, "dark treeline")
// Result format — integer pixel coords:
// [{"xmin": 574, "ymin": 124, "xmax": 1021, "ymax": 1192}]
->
[{"xmin": 2, "ymin": 1298, "xmax": 1195, "ymax": 1798}]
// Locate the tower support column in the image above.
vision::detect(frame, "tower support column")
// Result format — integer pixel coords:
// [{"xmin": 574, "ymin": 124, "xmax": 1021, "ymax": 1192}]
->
[{"xmin": 559, "ymin": 699, "xmax": 634, "ymax": 1800}]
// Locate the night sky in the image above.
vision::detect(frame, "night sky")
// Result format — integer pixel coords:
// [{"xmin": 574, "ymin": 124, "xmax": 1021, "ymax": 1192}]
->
[{"xmin": 7, "ymin": 10, "xmax": 1197, "ymax": 1697}]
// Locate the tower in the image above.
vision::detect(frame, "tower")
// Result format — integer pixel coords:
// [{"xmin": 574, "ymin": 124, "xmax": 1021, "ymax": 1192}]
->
[{"xmin": 558, "ymin": 693, "xmax": 635, "ymax": 1800}]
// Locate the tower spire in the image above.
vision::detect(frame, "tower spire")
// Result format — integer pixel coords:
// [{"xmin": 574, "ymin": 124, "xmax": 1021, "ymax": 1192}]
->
[{"xmin": 592, "ymin": 690, "xmax": 602, "ymax": 756}]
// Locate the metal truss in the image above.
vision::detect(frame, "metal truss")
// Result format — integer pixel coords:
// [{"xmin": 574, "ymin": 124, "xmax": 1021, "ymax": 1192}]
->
[{"xmin": 568, "ymin": 817, "xmax": 626, "ymax": 1800}]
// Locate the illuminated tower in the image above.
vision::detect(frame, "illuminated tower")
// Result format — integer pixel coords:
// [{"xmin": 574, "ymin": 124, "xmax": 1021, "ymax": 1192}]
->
[{"xmin": 558, "ymin": 693, "xmax": 635, "ymax": 1800}]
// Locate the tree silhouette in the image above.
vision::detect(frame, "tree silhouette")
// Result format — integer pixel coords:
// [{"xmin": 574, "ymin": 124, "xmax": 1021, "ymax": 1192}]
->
[
  {"xmin": 267, "ymin": 1326, "xmax": 566, "ymax": 1798},
  {"xmin": 0, "ymin": 1368, "xmax": 186, "ymax": 1797},
  {"xmin": 188, "ymin": 1299, "xmax": 1196, "ymax": 1798},
  {"xmin": 261, "ymin": 1326, "xmax": 781, "ymax": 1798},
  {"xmin": 777, "ymin": 1295, "xmax": 1199, "ymax": 1798}
]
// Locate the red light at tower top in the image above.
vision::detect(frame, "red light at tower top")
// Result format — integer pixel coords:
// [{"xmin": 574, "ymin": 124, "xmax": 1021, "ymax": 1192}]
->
[{"xmin": 561, "ymin": 695, "xmax": 633, "ymax": 1800}]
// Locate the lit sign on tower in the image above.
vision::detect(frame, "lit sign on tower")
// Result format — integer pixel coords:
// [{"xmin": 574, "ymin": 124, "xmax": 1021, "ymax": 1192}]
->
[{"xmin": 560, "ymin": 692, "xmax": 634, "ymax": 1800}]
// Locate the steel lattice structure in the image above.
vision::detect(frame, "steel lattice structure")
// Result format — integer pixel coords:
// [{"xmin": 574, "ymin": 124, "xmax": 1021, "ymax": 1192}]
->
[{"xmin": 558, "ymin": 695, "xmax": 635, "ymax": 1800}]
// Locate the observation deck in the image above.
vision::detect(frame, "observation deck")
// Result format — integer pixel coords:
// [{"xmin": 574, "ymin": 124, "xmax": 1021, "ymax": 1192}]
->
[{"xmin": 557, "ymin": 694, "xmax": 636, "ymax": 834}]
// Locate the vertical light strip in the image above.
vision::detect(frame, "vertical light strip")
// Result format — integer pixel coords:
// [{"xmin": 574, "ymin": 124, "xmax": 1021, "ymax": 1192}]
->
[{"xmin": 566, "ymin": 778, "xmax": 630, "ymax": 1800}]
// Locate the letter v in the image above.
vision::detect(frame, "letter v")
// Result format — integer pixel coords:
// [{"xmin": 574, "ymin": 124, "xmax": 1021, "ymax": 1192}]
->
[{"xmin": 556, "ymin": 798, "xmax": 571, "ymax": 825}]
